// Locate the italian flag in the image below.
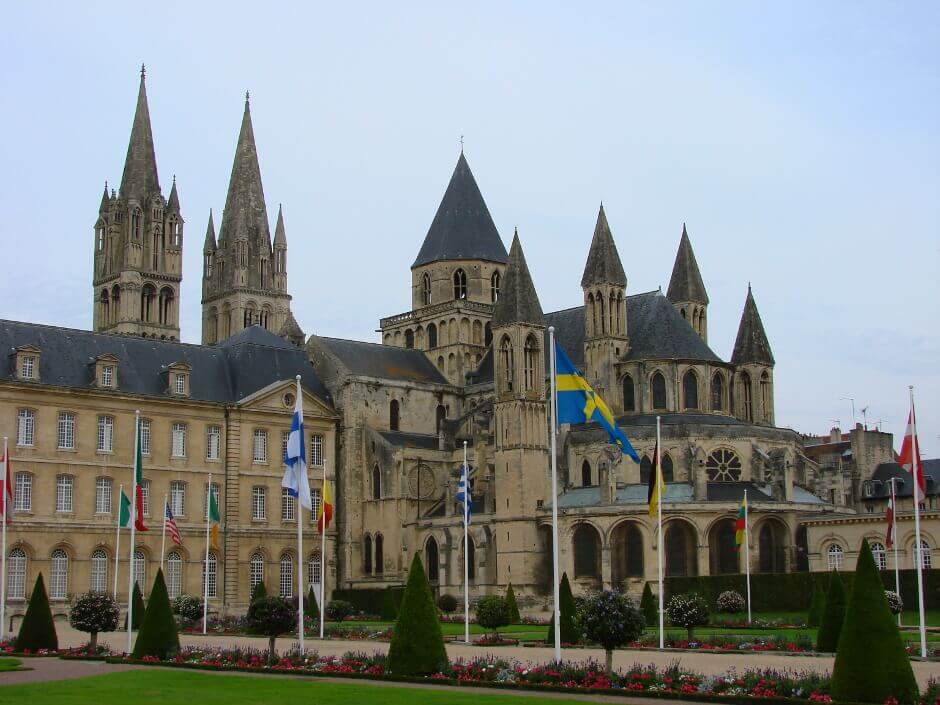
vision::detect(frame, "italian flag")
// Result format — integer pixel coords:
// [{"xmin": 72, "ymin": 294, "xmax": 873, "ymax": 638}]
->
[
  {"xmin": 317, "ymin": 480, "xmax": 334, "ymax": 533},
  {"xmin": 133, "ymin": 419, "xmax": 147, "ymax": 531},
  {"xmin": 734, "ymin": 495, "xmax": 747, "ymax": 547}
]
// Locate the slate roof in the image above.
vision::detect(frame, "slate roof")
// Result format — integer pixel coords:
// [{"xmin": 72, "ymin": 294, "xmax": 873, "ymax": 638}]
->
[
  {"xmin": 466, "ymin": 347, "xmax": 493, "ymax": 385},
  {"xmin": 706, "ymin": 481, "xmax": 776, "ymax": 502},
  {"xmin": 412, "ymin": 153, "xmax": 509, "ymax": 268},
  {"xmin": 492, "ymin": 231, "xmax": 544, "ymax": 327},
  {"xmin": 581, "ymin": 205, "xmax": 627, "ymax": 287},
  {"xmin": 119, "ymin": 70, "xmax": 161, "ymax": 202},
  {"xmin": 0, "ymin": 320, "xmax": 330, "ymax": 405},
  {"xmin": 556, "ymin": 481, "xmax": 791, "ymax": 509},
  {"xmin": 666, "ymin": 224, "xmax": 708, "ymax": 304},
  {"xmin": 869, "ymin": 460, "xmax": 940, "ymax": 498},
  {"xmin": 731, "ymin": 286, "xmax": 775, "ymax": 365},
  {"xmin": 313, "ymin": 336, "xmax": 448, "ymax": 384},
  {"xmin": 379, "ymin": 431, "xmax": 441, "ymax": 450}
]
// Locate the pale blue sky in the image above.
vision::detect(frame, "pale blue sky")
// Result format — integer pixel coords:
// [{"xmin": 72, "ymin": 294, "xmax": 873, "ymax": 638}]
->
[{"xmin": 0, "ymin": 2, "xmax": 937, "ymax": 454}]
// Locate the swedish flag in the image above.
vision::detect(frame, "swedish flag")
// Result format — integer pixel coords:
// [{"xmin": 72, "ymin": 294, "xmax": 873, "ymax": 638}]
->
[{"xmin": 554, "ymin": 342, "xmax": 639, "ymax": 462}]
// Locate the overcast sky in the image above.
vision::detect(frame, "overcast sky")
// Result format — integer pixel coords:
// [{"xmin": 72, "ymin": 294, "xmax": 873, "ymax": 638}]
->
[{"xmin": 0, "ymin": 2, "xmax": 936, "ymax": 456}]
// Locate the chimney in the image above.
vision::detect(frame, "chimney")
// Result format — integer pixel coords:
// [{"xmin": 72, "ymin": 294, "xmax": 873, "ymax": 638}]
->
[{"xmin": 830, "ymin": 427, "xmax": 841, "ymax": 443}]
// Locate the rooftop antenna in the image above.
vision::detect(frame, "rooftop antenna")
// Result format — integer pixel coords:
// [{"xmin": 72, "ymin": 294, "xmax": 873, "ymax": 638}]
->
[
  {"xmin": 829, "ymin": 419, "xmax": 841, "ymax": 432},
  {"xmin": 841, "ymin": 397, "xmax": 856, "ymax": 426},
  {"xmin": 459, "ymin": 134, "xmax": 464, "ymax": 153},
  {"xmin": 860, "ymin": 406, "xmax": 869, "ymax": 429}
]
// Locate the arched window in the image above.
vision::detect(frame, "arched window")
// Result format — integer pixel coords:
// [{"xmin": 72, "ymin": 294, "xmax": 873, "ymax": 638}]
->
[
  {"xmin": 166, "ymin": 551, "xmax": 182, "ymax": 598},
  {"xmin": 111, "ymin": 285, "xmax": 121, "ymax": 323},
  {"xmin": 626, "ymin": 524, "xmax": 643, "ymax": 577},
  {"xmin": 249, "ymin": 552, "xmax": 264, "ymax": 593},
  {"xmin": 523, "ymin": 335, "xmax": 538, "ymax": 391},
  {"xmin": 612, "ymin": 522, "xmax": 644, "ymax": 584},
  {"xmin": 374, "ymin": 534, "xmax": 384, "ymax": 575},
  {"xmin": 404, "ymin": 329, "xmax": 414, "ymax": 349},
  {"xmin": 683, "ymin": 370, "xmax": 699, "ymax": 410},
  {"xmin": 499, "ymin": 337, "xmax": 514, "ymax": 393},
  {"xmin": 453, "ymin": 269, "xmax": 467, "ymax": 299},
  {"xmin": 100, "ymin": 289, "xmax": 110, "ymax": 324},
  {"xmin": 96, "ymin": 223, "xmax": 105, "ymax": 252},
  {"xmin": 132, "ymin": 208, "xmax": 142, "ymax": 239},
  {"xmin": 581, "ymin": 460, "xmax": 592, "ymax": 487},
  {"xmin": 597, "ymin": 293, "xmax": 606, "ymax": 334},
  {"xmin": 484, "ymin": 322, "xmax": 492, "ymax": 347},
  {"xmin": 204, "ymin": 552, "xmax": 218, "ymax": 598},
  {"xmin": 279, "ymin": 553, "xmax": 293, "ymax": 597},
  {"xmin": 640, "ymin": 455, "xmax": 652, "ymax": 484},
  {"xmin": 364, "ymin": 535, "xmax": 373, "ymax": 574},
  {"xmin": 427, "ymin": 323, "xmax": 438, "ymax": 348},
  {"xmin": 711, "ymin": 373, "xmax": 724, "ymax": 412},
  {"xmin": 7, "ymin": 548, "xmax": 26, "ymax": 599},
  {"xmin": 158, "ymin": 287, "xmax": 174, "ymax": 325},
  {"xmin": 141, "ymin": 284, "xmax": 156, "ymax": 323},
  {"xmin": 760, "ymin": 371, "xmax": 771, "ymax": 421},
  {"xmin": 389, "ymin": 400, "xmax": 400, "ymax": 431},
  {"xmin": 870, "ymin": 541, "xmax": 887, "ymax": 571},
  {"xmin": 465, "ymin": 535, "xmax": 475, "ymax": 581},
  {"xmin": 916, "ymin": 540, "xmax": 932, "ymax": 570},
  {"xmin": 609, "ymin": 292, "xmax": 617, "ymax": 334},
  {"xmin": 372, "ymin": 465, "xmax": 381, "ymax": 500},
  {"xmin": 622, "ymin": 375, "xmax": 635, "ymax": 412},
  {"xmin": 661, "ymin": 453, "xmax": 674, "ymax": 482},
  {"xmin": 50, "ymin": 549, "xmax": 68, "ymax": 599},
  {"xmin": 422, "ymin": 273, "xmax": 432, "ymax": 305},
  {"xmin": 710, "ymin": 519, "xmax": 739, "ymax": 575},
  {"xmin": 651, "ymin": 372, "xmax": 667, "ymax": 410},
  {"xmin": 741, "ymin": 372, "xmax": 753, "ymax": 422},
  {"xmin": 90, "ymin": 549, "xmax": 108, "ymax": 592},
  {"xmin": 426, "ymin": 538, "xmax": 439, "ymax": 582},
  {"xmin": 705, "ymin": 448, "xmax": 742, "ymax": 482},
  {"xmin": 133, "ymin": 549, "xmax": 146, "ymax": 593},
  {"xmin": 308, "ymin": 552, "xmax": 321, "ymax": 586},
  {"xmin": 490, "ymin": 271, "xmax": 500, "ymax": 302},
  {"xmin": 827, "ymin": 544, "xmax": 844, "ymax": 570},
  {"xmin": 587, "ymin": 293, "xmax": 596, "ymax": 336},
  {"xmin": 436, "ymin": 405, "xmax": 446, "ymax": 434},
  {"xmin": 573, "ymin": 524, "xmax": 600, "ymax": 578}
]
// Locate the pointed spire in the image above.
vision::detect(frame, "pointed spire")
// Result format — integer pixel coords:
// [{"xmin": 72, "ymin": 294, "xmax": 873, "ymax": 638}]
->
[
  {"xmin": 98, "ymin": 181, "xmax": 110, "ymax": 213},
  {"xmin": 580, "ymin": 203, "xmax": 627, "ymax": 288},
  {"xmin": 731, "ymin": 285, "xmax": 774, "ymax": 365},
  {"xmin": 217, "ymin": 92, "xmax": 271, "ymax": 249},
  {"xmin": 119, "ymin": 67, "xmax": 161, "ymax": 201},
  {"xmin": 166, "ymin": 175, "xmax": 180, "ymax": 212},
  {"xmin": 203, "ymin": 209, "xmax": 217, "ymax": 252},
  {"xmin": 412, "ymin": 152, "xmax": 508, "ymax": 268},
  {"xmin": 666, "ymin": 223, "xmax": 709, "ymax": 305},
  {"xmin": 492, "ymin": 230, "xmax": 543, "ymax": 327},
  {"xmin": 273, "ymin": 204, "xmax": 286, "ymax": 246}
]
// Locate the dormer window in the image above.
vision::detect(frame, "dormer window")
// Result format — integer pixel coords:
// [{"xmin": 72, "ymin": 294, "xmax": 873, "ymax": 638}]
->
[
  {"xmin": 94, "ymin": 354, "xmax": 119, "ymax": 389},
  {"xmin": 102, "ymin": 365, "xmax": 114, "ymax": 388},
  {"xmin": 14, "ymin": 346, "xmax": 41, "ymax": 382},
  {"xmin": 22, "ymin": 355, "xmax": 35, "ymax": 380},
  {"xmin": 175, "ymin": 373, "xmax": 186, "ymax": 395},
  {"xmin": 166, "ymin": 362, "xmax": 191, "ymax": 397}
]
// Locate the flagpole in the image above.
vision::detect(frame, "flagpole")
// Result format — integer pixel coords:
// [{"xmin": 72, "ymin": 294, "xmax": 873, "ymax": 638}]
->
[
  {"xmin": 114, "ymin": 483, "xmax": 123, "ymax": 598},
  {"xmin": 463, "ymin": 440, "xmax": 470, "ymax": 645},
  {"xmin": 319, "ymin": 462, "xmax": 326, "ymax": 640},
  {"xmin": 203, "ymin": 473, "xmax": 211, "ymax": 636},
  {"xmin": 548, "ymin": 327, "xmax": 561, "ymax": 662},
  {"xmin": 656, "ymin": 416, "xmax": 664, "ymax": 650},
  {"xmin": 744, "ymin": 489, "xmax": 752, "ymax": 624},
  {"xmin": 0, "ymin": 437, "xmax": 8, "ymax": 642},
  {"xmin": 160, "ymin": 493, "xmax": 168, "ymax": 572},
  {"xmin": 909, "ymin": 387, "xmax": 927, "ymax": 658},
  {"xmin": 126, "ymin": 411, "xmax": 139, "ymax": 654}
]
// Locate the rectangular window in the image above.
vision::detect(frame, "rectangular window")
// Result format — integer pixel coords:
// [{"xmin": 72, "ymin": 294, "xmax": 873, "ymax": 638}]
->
[
  {"xmin": 95, "ymin": 477, "xmax": 112, "ymax": 514},
  {"xmin": 139, "ymin": 419, "xmax": 151, "ymax": 455},
  {"xmin": 14, "ymin": 472, "xmax": 31, "ymax": 512},
  {"xmin": 171, "ymin": 422, "xmax": 186, "ymax": 458},
  {"xmin": 310, "ymin": 434, "xmax": 323, "ymax": 467},
  {"xmin": 56, "ymin": 475, "xmax": 73, "ymax": 512},
  {"xmin": 204, "ymin": 555, "xmax": 217, "ymax": 598},
  {"xmin": 206, "ymin": 426, "xmax": 221, "ymax": 460},
  {"xmin": 253, "ymin": 429, "xmax": 268, "ymax": 463},
  {"xmin": 281, "ymin": 488, "xmax": 295, "ymax": 521},
  {"xmin": 140, "ymin": 479, "xmax": 151, "ymax": 516},
  {"xmin": 97, "ymin": 415, "xmax": 114, "ymax": 452},
  {"xmin": 101, "ymin": 365, "xmax": 114, "ymax": 387},
  {"xmin": 281, "ymin": 431, "xmax": 289, "ymax": 465},
  {"xmin": 310, "ymin": 488, "xmax": 321, "ymax": 524},
  {"xmin": 252, "ymin": 486, "xmax": 267, "ymax": 520},
  {"xmin": 16, "ymin": 409, "xmax": 35, "ymax": 447},
  {"xmin": 170, "ymin": 480, "xmax": 186, "ymax": 517},
  {"xmin": 205, "ymin": 482, "xmax": 220, "ymax": 520},
  {"xmin": 175, "ymin": 373, "xmax": 186, "ymax": 395},
  {"xmin": 21, "ymin": 355, "xmax": 35, "ymax": 380},
  {"xmin": 57, "ymin": 412, "xmax": 75, "ymax": 450}
]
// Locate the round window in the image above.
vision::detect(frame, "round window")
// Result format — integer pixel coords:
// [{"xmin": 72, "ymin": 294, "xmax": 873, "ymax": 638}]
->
[
  {"xmin": 283, "ymin": 392, "xmax": 295, "ymax": 408},
  {"xmin": 705, "ymin": 448, "xmax": 742, "ymax": 482}
]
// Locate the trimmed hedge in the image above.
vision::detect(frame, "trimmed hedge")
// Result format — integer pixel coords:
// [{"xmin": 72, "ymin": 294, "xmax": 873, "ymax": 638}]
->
[
  {"xmin": 332, "ymin": 587, "xmax": 405, "ymax": 620},
  {"xmin": 665, "ymin": 568, "xmax": 940, "ymax": 612}
]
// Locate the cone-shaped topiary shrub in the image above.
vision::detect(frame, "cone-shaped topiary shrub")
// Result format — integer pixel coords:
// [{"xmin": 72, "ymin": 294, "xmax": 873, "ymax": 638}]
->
[
  {"xmin": 124, "ymin": 582, "xmax": 146, "ymax": 629},
  {"xmin": 816, "ymin": 570, "xmax": 846, "ymax": 652},
  {"xmin": 546, "ymin": 572, "xmax": 579, "ymax": 645},
  {"xmin": 807, "ymin": 580, "xmax": 825, "ymax": 627},
  {"xmin": 505, "ymin": 583, "xmax": 521, "ymax": 623},
  {"xmin": 15, "ymin": 573, "xmax": 58, "ymax": 652},
  {"xmin": 250, "ymin": 580, "xmax": 268, "ymax": 605},
  {"xmin": 831, "ymin": 540, "xmax": 918, "ymax": 704},
  {"xmin": 640, "ymin": 582, "xmax": 658, "ymax": 627},
  {"xmin": 305, "ymin": 585, "xmax": 320, "ymax": 622},
  {"xmin": 132, "ymin": 568, "xmax": 179, "ymax": 659},
  {"xmin": 386, "ymin": 552, "xmax": 447, "ymax": 675}
]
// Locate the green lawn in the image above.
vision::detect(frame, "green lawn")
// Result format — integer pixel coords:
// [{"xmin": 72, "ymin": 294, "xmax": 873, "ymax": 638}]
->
[
  {"xmin": 0, "ymin": 670, "xmax": 600, "ymax": 705},
  {"xmin": 0, "ymin": 657, "xmax": 23, "ymax": 672}
]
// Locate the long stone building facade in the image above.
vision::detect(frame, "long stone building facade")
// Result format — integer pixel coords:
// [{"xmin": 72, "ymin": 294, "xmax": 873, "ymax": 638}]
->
[{"xmin": 2, "ymin": 69, "xmax": 936, "ymax": 618}]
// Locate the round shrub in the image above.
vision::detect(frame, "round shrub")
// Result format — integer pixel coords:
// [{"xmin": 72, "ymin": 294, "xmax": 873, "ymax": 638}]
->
[
  {"xmin": 246, "ymin": 596, "xmax": 297, "ymax": 663},
  {"xmin": 884, "ymin": 590, "xmax": 903, "ymax": 615},
  {"xmin": 437, "ymin": 593, "xmax": 458, "ymax": 613},
  {"xmin": 475, "ymin": 595, "xmax": 510, "ymax": 638},
  {"xmin": 69, "ymin": 592, "xmax": 119, "ymax": 650},
  {"xmin": 172, "ymin": 595, "xmax": 203, "ymax": 624},
  {"xmin": 666, "ymin": 593, "xmax": 709, "ymax": 640},
  {"xmin": 716, "ymin": 590, "xmax": 746, "ymax": 614},
  {"xmin": 580, "ymin": 590, "xmax": 645, "ymax": 676},
  {"xmin": 326, "ymin": 599, "xmax": 354, "ymax": 622}
]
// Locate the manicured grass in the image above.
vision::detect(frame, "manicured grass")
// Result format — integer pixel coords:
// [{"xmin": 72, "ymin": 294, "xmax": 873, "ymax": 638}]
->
[
  {"xmin": 0, "ymin": 656, "xmax": 23, "ymax": 671},
  {"xmin": 0, "ymin": 669, "xmax": 599, "ymax": 705}
]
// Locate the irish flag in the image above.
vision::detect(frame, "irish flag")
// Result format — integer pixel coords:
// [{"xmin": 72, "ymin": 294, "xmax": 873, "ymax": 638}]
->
[
  {"xmin": 133, "ymin": 419, "xmax": 147, "ymax": 532},
  {"xmin": 734, "ymin": 495, "xmax": 747, "ymax": 547},
  {"xmin": 208, "ymin": 488, "xmax": 221, "ymax": 549},
  {"xmin": 317, "ymin": 480, "xmax": 334, "ymax": 533},
  {"xmin": 119, "ymin": 489, "xmax": 132, "ymax": 528}
]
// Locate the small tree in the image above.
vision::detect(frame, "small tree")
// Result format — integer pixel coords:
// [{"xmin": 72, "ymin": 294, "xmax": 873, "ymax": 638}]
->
[
  {"xmin": 580, "ymin": 590, "xmax": 645, "ymax": 676},
  {"xmin": 665, "ymin": 593, "xmax": 709, "ymax": 640},
  {"xmin": 437, "ymin": 593, "xmax": 458, "ymax": 613},
  {"xmin": 546, "ymin": 572, "xmax": 579, "ymax": 645},
  {"xmin": 305, "ymin": 585, "xmax": 320, "ymax": 623},
  {"xmin": 831, "ymin": 540, "xmax": 918, "ymax": 704},
  {"xmin": 250, "ymin": 581, "xmax": 268, "ymax": 605},
  {"xmin": 884, "ymin": 590, "xmax": 903, "ymax": 616},
  {"xmin": 505, "ymin": 583, "xmax": 521, "ymax": 623},
  {"xmin": 172, "ymin": 594, "xmax": 203, "ymax": 625},
  {"xmin": 386, "ymin": 553, "xmax": 447, "ymax": 675},
  {"xmin": 816, "ymin": 570, "xmax": 846, "ymax": 652},
  {"xmin": 476, "ymin": 595, "xmax": 510, "ymax": 639},
  {"xmin": 326, "ymin": 599, "xmax": 354, "ymax": 622},
  {"xmin": 15, "ymin": 573, "xmax": 58, "ymax": 652},
  {"xmin": 716, "ymin": 590, "xmax": 746, "ymax": 614},
  {"xmin": 640, "ymin": 582, "xmax": 658, "ymax": 627},
  {"xmin": 807, "ymin": 580, "xmax": 825, "ymax": 627},
  {"xmin": 245, "ymin": 596, "xmax": 297, "ymax": 664},
  {"xmin": 69, "ymin": 592, "xmax": 119, "ymax": 650},
  {"xmin": 132, "ymin": 569, "xmax": 179, "ymax": 660}
]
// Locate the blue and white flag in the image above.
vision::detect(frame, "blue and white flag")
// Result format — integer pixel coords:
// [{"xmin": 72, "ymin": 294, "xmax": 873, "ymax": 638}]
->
[
  {"xmin": 455, "ymin": 464, "xmax": 473, "ymax": 524},
  {"xmin": 282, "ymin": 381, "xmax": 312, "ymax": 510}
]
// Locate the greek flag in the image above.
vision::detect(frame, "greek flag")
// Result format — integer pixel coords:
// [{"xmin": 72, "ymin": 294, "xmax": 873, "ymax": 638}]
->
[
  {"xmin": 455, "ymin": 464, "xmax": 473, "ymax": 523},
  {"xmin": 282, "ymin": 383, "xmax": 312, "ymax": 509}
]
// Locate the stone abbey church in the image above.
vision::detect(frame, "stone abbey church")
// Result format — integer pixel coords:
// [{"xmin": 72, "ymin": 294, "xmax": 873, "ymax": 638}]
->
[{"xmin": 1, "ymin": 70, "xmax": 878, "ymax": 617}]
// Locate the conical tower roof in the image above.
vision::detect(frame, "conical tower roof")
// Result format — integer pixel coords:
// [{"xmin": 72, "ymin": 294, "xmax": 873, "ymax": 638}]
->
[
  {"xmin": 666, "ymin": 224, "xmax": 708, "ymax": 304},
  {"xmin": 731, "ymin": 286, "xmax": 774, "ymax": 365},
  {"xmin": 119, "ymin": 66, "xmax": 161, "ymax": 201},
  {"xmin": 580, "ymin": 204, "xmax": 627, "ymax": 287},
  {"xmin": 412, "ymin": 152, "xmax": 508, "ymax": 268},
  {"xmin": 273, "ymin": 204, "xmax": 286, "ymax": 246},
  {"xmin": 98, "ymin": 182, "xmax": 110, "ymax": 213},
  {"xmin": 278, "ymin": 310, "xmax": 305, "ymax": 345},
  {"xmin": 218, "ymin": 93, "xmax": 271, "ymax": 249},
  {"xmin": 167, "ymin": 176, "xmax": 180, "ymax": 212},
  {"xmin": 492, "ymin": 230, "xmax": 543, "ymax": 327},
  {"xmin": 203, "ymin": 210, "xmax": 217, "ymax": 252}
]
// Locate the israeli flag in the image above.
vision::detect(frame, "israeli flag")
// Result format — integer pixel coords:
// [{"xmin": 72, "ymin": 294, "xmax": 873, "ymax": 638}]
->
[
  {"xmin": 282, "ymin": 384, "xmax": 312, "ymax": 509},
  {"xmin": 455, "ymin": 464, "xmax": 473, "ymax": 524}
]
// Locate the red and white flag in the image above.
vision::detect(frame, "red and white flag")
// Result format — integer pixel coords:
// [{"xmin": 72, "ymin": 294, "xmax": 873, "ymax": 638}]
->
[
  {"xmin": 898, "ymin": 407, "xmax": 926, "ymax": 503},
  {"xmin": 0, "ymin": 447, "xmax": 12, "ymax": 525},
  {"xmin": 886, "ymin": 485, "xmax": 896, "ymax": 549}
]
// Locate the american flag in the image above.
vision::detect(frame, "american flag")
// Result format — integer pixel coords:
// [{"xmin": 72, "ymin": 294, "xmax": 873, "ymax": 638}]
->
[{"xmin": 164, "ymin": 501, "xmax": 182, "ymax": 545}]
